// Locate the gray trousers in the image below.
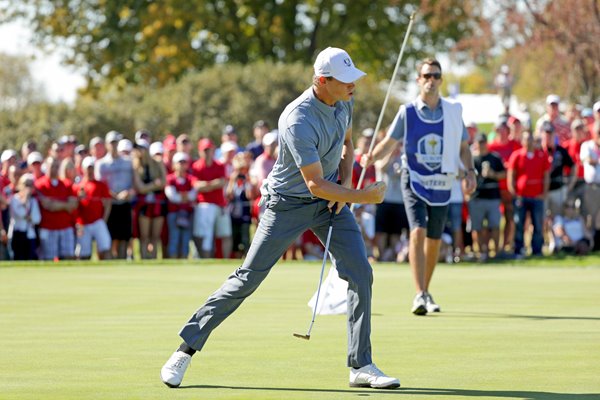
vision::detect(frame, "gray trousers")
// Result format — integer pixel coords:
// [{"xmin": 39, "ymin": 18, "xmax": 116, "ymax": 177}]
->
[{"xmin": 179, "ymin": 193, "xmax": 373, "ymax": 368}]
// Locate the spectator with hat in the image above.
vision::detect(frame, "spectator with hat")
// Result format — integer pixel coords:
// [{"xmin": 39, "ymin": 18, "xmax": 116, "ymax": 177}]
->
[
  {"xmin": 165, "ymin": 152, "xmax": 197, "ymax": 259},
  {"xmin": 507, "ymin": 131, "xmax": 551, "ymax": 258},
  {"xmin": 95, "ymin": 130, "xmax": 134, "ymax": 259},
  {"xmin": 488, "ymin": 116, "xmax": 521, "ymax": 252},
  {"xmin": 470, "ymin": 133, "xmax": 505, "ymax": 260},
  {"xmin": 535, "ymin": 94, "xmax": 571, "ymax": 146},
  {"xmin": 580, "ymin": 120, "xmax": 600, "ymax": 250},
  {"xmin": 191, "ymin": 138, "xmax": 232, "ymax": 259},
  {"xmin": 117, "ymin": 138, "xmax": 133, "ymax": 157},
  {"xmin": 567, "ymin": 119, "xmax": 590, "ymax": 206},
  {"xmin": 89, "ymin": 136, "xmax": 107, "ymax": 160},
  {"xmin": 249, "ymin": 130, "xmax": 278, "ymax": 221},
  {"xmin": 27, "ymin": 152, "xmax": 44, "ymax": 180},
  {"xmin": 72, "ymin": 157, "xmax": 112, "ymax": 260}
]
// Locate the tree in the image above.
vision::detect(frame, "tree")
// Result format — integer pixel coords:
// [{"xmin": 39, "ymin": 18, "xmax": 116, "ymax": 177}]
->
[
  {"xmin": 0, "ymin": 52, "xmax": 42, "ymax": 110},
  {"xmin": 0, "ymin": 0, "xmax": 480, "ymax": 94}
]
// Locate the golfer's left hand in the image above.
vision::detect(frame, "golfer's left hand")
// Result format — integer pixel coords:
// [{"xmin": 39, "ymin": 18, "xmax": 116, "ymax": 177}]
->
[
  {"xmin": 327, "ymin": 201, "xmax": 345, "ymax": 214},
  {"xmin": 462, "ymin": 173, "xmax": 476, "ymax": 195}
]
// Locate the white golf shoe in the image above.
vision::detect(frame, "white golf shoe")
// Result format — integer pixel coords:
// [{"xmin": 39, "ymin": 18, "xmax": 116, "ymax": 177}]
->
[
  {"xmin": 349, "ymin": 363, "xmax": 400, "ymax": 389},
  {"xmin": 425, "ymin": 291, "xmax": 441, "ymax": 313},
  {"xmin": 160, "ymin": 351, "xmax": 191, "ymax": 388},
  {"xmin": 411, "ymin": 292, "xmax": 427, "ymax": 315}
]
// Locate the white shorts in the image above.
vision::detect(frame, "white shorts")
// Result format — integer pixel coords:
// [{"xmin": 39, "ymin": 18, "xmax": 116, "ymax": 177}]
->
[
  {"xmin": 193, "ymin": 203, "xmax": 232, "ymax": 251},
  {"xmin": 39, "ymin": 227, "xmax": 75, "ymax": 260},
  {"xmin": 77, "ymin": 219, "xmax": 112, "ymax": 257}
]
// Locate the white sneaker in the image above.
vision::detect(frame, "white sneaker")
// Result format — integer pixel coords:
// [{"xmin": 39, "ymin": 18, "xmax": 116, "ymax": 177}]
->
[
  {"xmin": 349, "ymin": 363, "xmax": 400, "ymax": 389},
  {"xmin": 425, "ymin": 292, "xmax": 441, "ymax": 313},
  {"xmin": 160, "ymin": 351, "xmax": 191, "ymax": 388},
  {"xmin": 411, "ymin": 292, "xmax": 427, "ymax": 315}
]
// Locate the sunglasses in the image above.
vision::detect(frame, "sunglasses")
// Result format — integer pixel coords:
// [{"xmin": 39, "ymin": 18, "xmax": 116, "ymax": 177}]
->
[{"xmin": 421, "ymin": 72, "xmax": 442, "ymax": 80}]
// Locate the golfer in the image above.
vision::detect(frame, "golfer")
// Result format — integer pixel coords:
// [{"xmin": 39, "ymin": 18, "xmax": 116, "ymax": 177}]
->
[
  {"xmin": 362, "ymin": 58, "xmax": 476, "ymax": 315},
  {"xmin": 161, "ymin": 47, "xmax": 400, "ymax": 389}
]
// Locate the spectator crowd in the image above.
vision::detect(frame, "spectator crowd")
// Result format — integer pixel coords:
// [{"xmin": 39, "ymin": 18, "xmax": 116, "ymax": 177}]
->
[{"xmin": 1, "ymin": 95, "xmax": 599, "ymax": 263}]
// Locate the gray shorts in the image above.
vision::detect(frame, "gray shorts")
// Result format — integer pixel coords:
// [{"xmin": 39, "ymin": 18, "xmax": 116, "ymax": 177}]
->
[
  {"xmin": 401, "ymin": 170, "xmax": 449, "ymax": 240},
  {"xmin": 468, "ymin": 198, "xmax": 501, "ymax": 231}
]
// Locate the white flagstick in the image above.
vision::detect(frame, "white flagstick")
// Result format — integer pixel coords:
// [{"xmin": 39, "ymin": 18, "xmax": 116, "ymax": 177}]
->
[{"xmin": 353, "ymin": 11, "xmax": 416, "ymax": 200}]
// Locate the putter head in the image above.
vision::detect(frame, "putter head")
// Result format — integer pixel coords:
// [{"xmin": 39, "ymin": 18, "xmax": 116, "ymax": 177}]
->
[{"xmin": 293, "ymin": 333, "xmax": 310, "ymax": 340}]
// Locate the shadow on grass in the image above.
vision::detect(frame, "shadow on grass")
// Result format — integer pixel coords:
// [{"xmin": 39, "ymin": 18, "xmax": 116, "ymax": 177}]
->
[
  {"xmin": 179, "ymin": 385, "xmax": 598, "ymax": 399},
  {"xmin": 450, "ymin": 311, "xmax": 600, "ymax": 321}
]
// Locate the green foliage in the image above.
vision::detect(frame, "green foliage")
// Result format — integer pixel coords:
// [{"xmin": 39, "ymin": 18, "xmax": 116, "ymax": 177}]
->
[
  {"xmin": 0, "ymin": 62, "xmax": 399, "ymax": 150},
  {"xmin": 0, "ymin": 0, "xmax": 478, "ymax": 93}
]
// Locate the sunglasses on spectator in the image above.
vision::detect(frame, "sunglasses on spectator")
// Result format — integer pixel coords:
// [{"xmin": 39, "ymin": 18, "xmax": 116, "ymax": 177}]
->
[{"xmin": 421, "ymin": 72, "xmax": 442, "ymax": 80}]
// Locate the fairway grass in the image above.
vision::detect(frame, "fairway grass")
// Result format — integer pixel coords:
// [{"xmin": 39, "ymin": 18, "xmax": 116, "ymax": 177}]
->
[{"xmin": 1, "ymin": 261, "xmax": 599, "ymax": 400}]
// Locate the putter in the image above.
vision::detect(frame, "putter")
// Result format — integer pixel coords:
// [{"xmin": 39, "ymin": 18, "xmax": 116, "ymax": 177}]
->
[{"xmin": 293, "ymin": 211, "xmax": 336, "ymax": 340}]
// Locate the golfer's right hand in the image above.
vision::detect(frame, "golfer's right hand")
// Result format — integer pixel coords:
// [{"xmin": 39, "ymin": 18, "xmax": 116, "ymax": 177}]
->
[
  {"xmin": 363, "ymin": 181, "xmax": 387, "ymax": 204},
  {"xmin": 360, "ymin": 153, "xmax": 373, "ymax": 168}
]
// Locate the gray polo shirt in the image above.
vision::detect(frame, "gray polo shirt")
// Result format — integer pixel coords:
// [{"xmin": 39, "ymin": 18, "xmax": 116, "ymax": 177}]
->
[
  {"xmin": 95, "ymin": 153, "xmax": 134, "ymax": 203},
  {"xmin": 387, "ymin": 97, "xmax": 468, "ymax": 142},
  {"xmin": 267, "ymin": 87, "xmax": 353, "ymax": 198}
]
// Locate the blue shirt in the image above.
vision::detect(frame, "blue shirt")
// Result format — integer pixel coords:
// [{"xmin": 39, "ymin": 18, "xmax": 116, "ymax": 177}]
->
[{"xmin": 267, "ymin": 88, "xmax": 353, "ymax": 197}]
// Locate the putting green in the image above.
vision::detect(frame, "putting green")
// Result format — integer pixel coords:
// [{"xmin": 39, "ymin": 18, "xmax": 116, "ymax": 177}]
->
[{"xmin": 1, "ymin": 260, "xmax": 599, "ymax": 399}]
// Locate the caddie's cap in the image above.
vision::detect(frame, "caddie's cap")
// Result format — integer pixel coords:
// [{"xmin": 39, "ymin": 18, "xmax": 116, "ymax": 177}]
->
[{"xmin": 314, "ymin": 47, "xmax": 366, "ymax": 84}]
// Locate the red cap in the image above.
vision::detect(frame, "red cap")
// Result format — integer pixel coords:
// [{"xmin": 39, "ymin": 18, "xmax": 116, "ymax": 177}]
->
[
  {"xmin": 507, "ymin": 115, "xmax": 521, "ymax": 126},
  {"xmin": 198, "ymin": 138, "xmax": 215, "ymax": 151}
]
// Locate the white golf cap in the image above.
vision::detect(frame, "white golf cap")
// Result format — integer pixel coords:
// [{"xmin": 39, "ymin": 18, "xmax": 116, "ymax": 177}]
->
[
  {"xmin": 172, "ymin": 151, "xmax": 189, "ymax": 164},
  {"xmin": 105, "ymin": 130, "xmax": 123, "ymax": 143},
  {"xmin": 1, "ymin": 149, "xmax": 17, "ymax": 163},
  {"xmin": 593, "ymin": 101, "xmax": 600, "ymax": 113},
  {"xmin": 81, "ymin": 156, "xmax": 95, "ymax": 169},
  {"xmin": 262, "ymin": 131, "xmax": 278, "ymax": 146},
  {"xmin": 313, "ymin": 47, "xmax": 366, "ymax": 84},
  {"xmin": 27, "ymin": 151, "xmax": 44, "ymax": 165},
  {"xmin": 117, "ymin": 138, "xmax": 133, "ymax": 153},
  {"xmin": 149, "ymin": 141, "xmax": 164, "ymax": 156},
  {"xmin": 220, "ymin": 140, "xmax": 238, "ymax": 153},
  {"xmin": 546, "ymin": 94, "xmax": 560, "ymax": 105},
  {"xmin": 361, "ymin": 128, "xmax": 374, "ymax": 138},
  {"xmin": 89, "ymin": 136, "xmax": 104, "ymax": 147}
]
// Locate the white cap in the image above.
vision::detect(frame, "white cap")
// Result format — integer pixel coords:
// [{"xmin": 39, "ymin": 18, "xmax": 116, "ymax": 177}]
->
[
  {"xmin": 27, "ymin": 151, "xmax": 44, "ymax": 165},
  {"xmin": 313, "ymin": 47, "xmax": 366, "ymax": 84},
  {"xmin": 220, "ymin": 140, "xmax": 238, "ymax": 153},
  {"xmin": 1, "ymin": 149, "xmax": 17, "ymax": 163},
  {"xmin": 262, "ymin": 131, "xmax": 278, "ymax": 146},
  {"xmin": 593, "ymin": 101, "xmax": 600, "ymax": 113},
  {"xmin": 135, "ymin": 138, "xmax": 150, "ymax": 149},
  {"xmin": 546, "ymin": 94, "xmax": 560, "ymax": 105},
  {"xmin": 361, "ymin": 128, "xmax": 374, "ymax": 138},
  {"xmin": 81, "ymin": 156, "xmax": 95, "ymax": 169},
  {"xmin": 172, "ymin": 151, "xmax": 189, "ymax": 164},
  {"xmin": 117, "ymin": 139, "xmax": 133, "ymax": 153},
  {"xmin": 105, "ymin": 130, "xmax": 123, "ymax": 143},
  {"xmin": 89, "ymin": 136, "xmax": 104, "ymax": 147},
  {"xmin": 149, "ymin": 141, "xmax": 164, "ymax": 156},
  {"xmin": 500, "ymin": 64, "xmax": 509, "ymax": 73}
]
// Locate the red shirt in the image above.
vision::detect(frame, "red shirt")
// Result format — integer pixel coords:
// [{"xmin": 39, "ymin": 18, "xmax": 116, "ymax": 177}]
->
[
  {"xmin": 72, "ymin": 179, "xmax": 111, "ymax": 225},
  {"xmin": 35, "ymin": 176, "xmax": 75, "ymax": 230},
  {"xmin": 488, "ymin": 139, "xmax": 521, "ymax": 190},
  {"xmin": 507, "ymin": 148, "xmax": 550, "ymax": 198},
  {"xmin": 566, "ymin": 138, "xmax": 585, "ymax": 179},
  {"xmin": 191, "ymin": 158, "xmax": 227, "ymax": 207},
  {"xmin": 352, "ymin": 154, "xmax": 376, "ymax": 189},
  {"xmin": 166, "ymin": 173, "xmax": 195, "ymax": 212}
]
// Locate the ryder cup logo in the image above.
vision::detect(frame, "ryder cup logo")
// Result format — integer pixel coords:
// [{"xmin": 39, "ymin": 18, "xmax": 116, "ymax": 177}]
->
[
  {"xmin": 415, "ymin": 133, "xmax": 443, "ymax": 171},
  {"xmin": 343, "ymin": 58, "xmax": 352, "ymax": 67}
]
